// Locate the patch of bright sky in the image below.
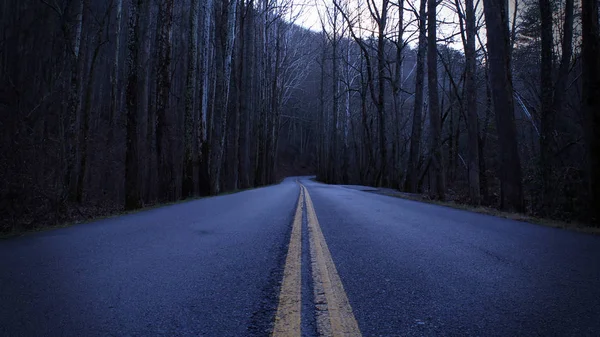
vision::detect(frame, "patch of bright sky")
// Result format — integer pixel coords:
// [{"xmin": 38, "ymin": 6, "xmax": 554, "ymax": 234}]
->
[{"xmin": 289, "ymin": 0, "xmax": 505, "ymax": 51}]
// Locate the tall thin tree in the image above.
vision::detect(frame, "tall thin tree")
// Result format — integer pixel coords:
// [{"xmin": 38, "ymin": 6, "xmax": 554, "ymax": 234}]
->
[
  {"xmin": 582, "ymin": 0, "xmax": 600, "ymax": 223},
  {"xmin": 405, "ymin": 0, "xmax": 427, "ymax": 193},
  {"xmin": 124, "ymin": 0, "xmax": 143, "ymax": 210},
  {"xmin": 482, "ymin": 0, "xmax": 524, "ymax": 211},
  {"xmin": 184, "ymin": 0, "xmax": 201, "ymax": 197},
  {"xmin": 465, "ymin": 0, "xmax": 480, "ymax": 205},
  {"xmin": 539, "ymin": 0, "xmax": 554, "ymax": 212},
  {"xmin": 210, "ymin": 0, "xmax": 239, "ymax": 194},
  {"xmin": 156, "ymin": 0, "xmax": 175, "ymax": 200},
  {"xmin": 427, "ymin": 0, "xmax": 445, "ymax": 200}
]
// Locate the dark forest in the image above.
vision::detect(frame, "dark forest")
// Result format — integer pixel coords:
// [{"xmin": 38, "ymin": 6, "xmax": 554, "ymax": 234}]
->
[{"xmin": 1, "ymin": 0, "xmax": 600, "ymax": 232}]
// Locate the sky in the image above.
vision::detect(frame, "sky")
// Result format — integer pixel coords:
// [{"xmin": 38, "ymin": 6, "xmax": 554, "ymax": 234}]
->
[
  {"xmin": 291, "ymin": 0, "xmax": 468, "ymax": 48},
  {"xmin": 289, "ymin": 0, "xmax": 510, "ymax": 51}
]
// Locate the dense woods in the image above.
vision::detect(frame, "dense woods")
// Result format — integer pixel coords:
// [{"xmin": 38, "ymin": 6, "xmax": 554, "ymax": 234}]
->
[
  {"xmin": 1, "ymin": 0, "xmax": 600, "ymax": 232},
  {"xmin": 1, "ymin": 0, "xmax": 315, "ymax": 231},
  {"xmin": 313, "ymin": 0, "xmax": 600, "ymax": 224}
]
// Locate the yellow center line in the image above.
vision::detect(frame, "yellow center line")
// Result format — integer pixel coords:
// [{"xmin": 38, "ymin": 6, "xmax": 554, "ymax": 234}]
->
[
  {"xmin": 272, "ymin": 185, "xmax": 304, "ymax": 337},
  {"xmin": 272, "ymin": 183, "xmax": 361, "ymax": 336},
  {"xmin": 303, "ymin": 185, "xmax": 362, "ymax": 337}
]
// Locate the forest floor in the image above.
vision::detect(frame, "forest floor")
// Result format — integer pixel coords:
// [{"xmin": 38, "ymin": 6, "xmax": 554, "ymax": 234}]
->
[{"xmin": 332, "ymin": 183, "xmax": 600, "ymax": 235}]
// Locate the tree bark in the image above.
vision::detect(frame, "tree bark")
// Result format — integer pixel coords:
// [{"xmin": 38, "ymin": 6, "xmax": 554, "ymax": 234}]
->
[
  {"xmin": 318, "ymin": 34, "xmax": 326, "ymax": 181},
  {"xmin": 552, "ymin": 0, "xmax": 573, "ymax": 124},
  {"xmin": 582, "ymin": 0, "xmax": 600, "ymax": 223},
  {"xmin": 330, "ymin": 7, "xmax": 339, "ymax": 184},
  {"xmin": 539, "ymin": 0, "xmax": 554, "ymax": 212},
  {"xmin": 199, "ymin": 0, "xmax": 214, "ymax": 194},
  {"xmin": 210, "ymin": 0, "xmax": 238, "ymax": 195},
  {"xmin": 393, "ymin": 0, "xmax": 404, "ymax": 187},
  {"xmin": 465, "ymin": 0, "xmax": 480, "ymax": 205},
  {"xmin": 140, "ymin": 0, "xmax": 154, "ymax": 203},
  {"xmin": 109, "ymin": 0, "xmax": 123, "ymax": 152},
  {"xmin": 125, "ymin": 0, "xmax": 143, "ymax": 209},
  {"xmin": 254, "ymin": 6, "xmax": 267, "ymax": 187},
  {"xmin": 375, "ymin": 0, "xmax": 389, "ymax": 186},
  {"xmin": 156, "ymin": 0, "xmax": 175, "ymax": 201},
  {"xmin": 233, "ymin": 0, "xmax": 246, "ymax": 191},
  {"xmin": 184, "ymin": 0, "xmax": 200, "ymax": 197},
  {"xmin": 427, "ymin": 0, "xmax": 445, "ymax": 200},
  {"xmin": 65, "ymin": 0, "xmax": 86, "ymax": 202},
  {"xmin": 482, "ymin": 0, "xmax": 524, "ymax": 211},
  {"xmin": 405, "ymin": 0, "xmax": 426, "ymax": 193},
  {"xmin": 77, "ymin": 10, "xmax": 107, "ymax": 203},
  {"xmin": 239, "ymin": 0, "xmax": 254, "ymax": 189}
]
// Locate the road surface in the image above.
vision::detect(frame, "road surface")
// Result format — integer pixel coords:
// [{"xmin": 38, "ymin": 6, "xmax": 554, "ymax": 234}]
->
[{"xmin": 1, "ymin": 177, "xmax": 599, "ymax": 336}]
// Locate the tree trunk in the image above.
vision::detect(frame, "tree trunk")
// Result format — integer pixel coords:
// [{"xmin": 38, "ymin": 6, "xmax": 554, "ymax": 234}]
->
[
  {"xmin": 539, "ymin": 0, "xmax": 554, "ymax": 212},
  {"xmin": 482, "ymin": 0, "xmax": 524, "ymax": 211},
  {"xmin": 184, "ymin": 0, "xmax": 200, "ymax": 197},
  {"xmin": 552, "ymin": 0, "xmax": 573, "ymax": 127},
  {"xmin": 156, "ymin": 0, "xmax": 175, "ymax": 201},
  {"xmin": 109, "ymin": 0, "xmax": 123, "ymax": 158},
  {"xmin": 199, "ymin": 0, "xmax": 214, "ymax": 194},
  {"xmin": 405, "ymin": 0, "xmax": 426, "ymax": 193},
  {"xmin": 65, "ymin": 0, "xmax": 86, "ymax": 202},
  {"xmin": 269, "ymin": 23, "xmax": 283, "ymax": 184},
  {"xmin": 140, "ymin": 0, "xmax": 154, "ymax": 203},
  {"xmin": 254, "ymin": 25, "xmax": 266, "ymax": 187},
  {"xmin": 480, "ymin": 66, "xmax": 493, "ymax": 202},
  {"xmin": 233, "ymin": 0, "xmax": 246, "ymax": 191},
  {"xmin": 210, "ymin": 0, "xmax": 238, "ymax": 195},
  {"xmin": 465, "ymin": 0, "xmax": 480, "ymax": 205},
  {"xmin": 582, "ymin": 0, "xmax": 600, "ymax": 223},
  {"xmin": 393, "ymin": 0, "xmax": 404, "ymax": 187},
  {"xmin": 427, "ymin": 0, "xmax": 445, "ymax": 200},
  {"xmin": 125, "ymin": 0, "xmax": 143, "ymax": 210},
  {"xmin": 376, "ymin": 0, "xmax": 389, "ymax": 186},
  {"xmin": 77, "ymin": 17, "xmax": 106, "ymax": 203},
  {"xmin": 318, "ymin": 35, "xmax": 326, "ymax": 181},
  {"xmin": 330, "ymin": 11, "xmax": 339, "ymax": 184},
  {"xmin": 240, "ymin": 0, "xmax": 254, "ymax": 189},
  {"xmin": 342, "ymin": 36, "xmax": 352, "ymax": 184}
]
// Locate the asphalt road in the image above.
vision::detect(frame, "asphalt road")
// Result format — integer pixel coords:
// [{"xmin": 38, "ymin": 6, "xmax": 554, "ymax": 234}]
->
[{"xmin": 1, "ymin": 177, "xmax": 600, "ymax": 336}]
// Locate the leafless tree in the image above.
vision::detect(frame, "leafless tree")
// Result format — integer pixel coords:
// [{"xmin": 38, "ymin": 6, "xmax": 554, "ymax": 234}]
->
[{"xmin": 482, "ymin": 0, "xmax": 524, "ymax": 211}]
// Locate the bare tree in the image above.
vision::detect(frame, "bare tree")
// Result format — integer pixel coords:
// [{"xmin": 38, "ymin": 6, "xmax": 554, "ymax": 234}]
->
[
  {"xmin": 427, "ymin": 0, "xmax": 445, "ymax": 200},
  {"xmin": 582, "ymin": 0, "xmax": 600, "ymax": 223},
  {"xmin": 184, "ymin": 0, "xmax": 201, "ymax": 197},
  {"xmin": 464, "ymin": 0, "xmax": 480, "ymax": 204},
  {"xmin": 539, "ymin": 0, "xmax": 553, "ymax": 211},
  {"xmin": 552, "ymin": 0, "xmax": 574, "ymax": 119},
  {"xmin": 200, "ymin": 0, "xmax": 214, "ymax": 166},
  {"xmin": 156, "ymin": 0, "xmax": 175, "ymax": 200},
  {"xmin": 124, "ymin": 0, "xmax": 144, "ymax": 209},
  {"xmin": 482, "ymin": 0, "xmax": 524, "ymax": 211},
  {"xmin": 1, "ymin": 0, "xmax": 322, "ymax": 231},
  {"xmin": 109, "ymin": 0, "xmax": 124, "ymax": 145},
  {"xmin": 321, "ymin": 0, "xmax": 342, "ymax": 183},
  {"xmin": 406, "ymin": 0, "xmax": 427, "ymax": 194},
  {"xmin": 334, "ymin": 0, "xmax": 390, "ymax": 186},
  {"xmin": 210, "ymin": 0, "xmax": 238, "ymax": 195},
  {"xmin": 4, "ymin": 0, "xmax": 600, "ymax": 233},
  {"xmin": 373, "ymin": 0, "xmax": 390, "ymax": 186},
  {"xmin": 65, "ymin": 0, "xmax": 87, "ymax": 201},
  {"xmin": 77, "ymin": 3, "xmax": 111, "ymax": 202}
]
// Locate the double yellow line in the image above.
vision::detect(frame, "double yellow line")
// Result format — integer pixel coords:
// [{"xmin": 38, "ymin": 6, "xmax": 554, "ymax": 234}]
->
[{"xmin": 272, "ymin": 183, "xmax": 361, "ymax": 337}]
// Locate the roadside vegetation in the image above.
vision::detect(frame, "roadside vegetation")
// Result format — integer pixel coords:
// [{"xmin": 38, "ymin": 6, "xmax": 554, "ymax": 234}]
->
[{"xmin": 2, "ymin": 0, "xmax": 599, "ymax": 232}]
